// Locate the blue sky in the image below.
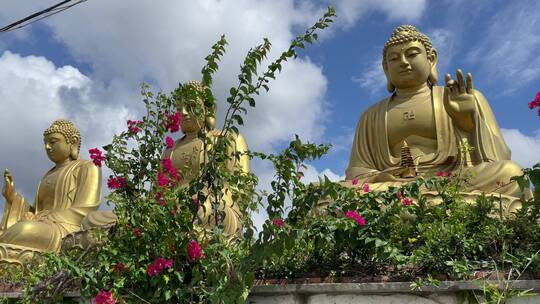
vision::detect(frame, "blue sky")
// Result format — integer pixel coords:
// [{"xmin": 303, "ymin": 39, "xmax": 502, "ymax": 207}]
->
[{"xmin": 0, "ymin": 0, "xmax": 539, "ymax": 223}]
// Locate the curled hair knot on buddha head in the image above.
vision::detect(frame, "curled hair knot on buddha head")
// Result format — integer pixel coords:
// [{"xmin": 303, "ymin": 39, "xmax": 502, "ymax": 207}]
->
[
  {"xmin": 43, "ymin": 119, "xmax": 82, "ymax": 160},
  {"xmin": 382, "ymin": 25, "xmax": 438, "ymax": 92}
]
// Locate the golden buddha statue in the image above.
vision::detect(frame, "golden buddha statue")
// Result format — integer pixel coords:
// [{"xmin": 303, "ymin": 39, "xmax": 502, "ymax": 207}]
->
[
  {"xmin": 0, "ymin": 119, "xmax": 101, "ymax": 264},
  {"xmin": 163, "ymin": 80, "xmax": 250, "ymax": 236},
  {"xmin": 345, "ymin": 25, "xmax": 527, "ymax": 210}
]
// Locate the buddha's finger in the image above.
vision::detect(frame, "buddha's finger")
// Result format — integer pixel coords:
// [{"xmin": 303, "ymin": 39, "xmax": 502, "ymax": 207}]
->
[
  {"xmin": 456, "ymin": 69, "xmax": 465, "ymax": 94},
  {"xmin": 466, "ymin": 73, "xmax": 474, "ymax": 94},
  {"xmin": 445, "ymin": 73, "xmax": 453, "ymax": 86}
]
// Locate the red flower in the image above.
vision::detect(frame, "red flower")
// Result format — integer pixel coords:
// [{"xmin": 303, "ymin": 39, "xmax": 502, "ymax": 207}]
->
[
  {"xmin": 112, "ymin": 263, "xmax": 126, "ymax": 272},
  {"xmin": 351, "ymin": 178, "xmax": 359, "ymax": 185},
  {"xmin": 127, "ymin": 120, "xmax": 144, "ymax": 134},
  {"xmin": 345, "ymin": 210, "xmax": 366, "ymax": 226},
  {"xmin": 396, "ymin": 191, "xmax": 403, "ymax": 200},
  {"xmin": 362, "ymin": 183, "xmax": 370, "ymax": 193},
  {"xmin": 166, "ymin": 136, "xmax": 174, "ymax": 149},
  {"xmin": 156, "ymin": 192, "xmax": 166, "ymax": 206},
  {"xmin": 272, "ymin": 218, "xmax": 285, "ymax": 227},
  {"xmin": 402, "ymin": 198, "xmax": 413, "ymax": 206},
  {"xmin": 157, "ymin": 172, "xmax": 169, "ymax": 187},
  {"xmin": 146, "ymin": 257, "xmax": 173, "ymax": 277},
  {"xmin": 165, "ymin": 112, "xmax": 182, "ymax": 133},
  {"xmin": 132, "ymin": 228, "xmax": 141, "ymax": 237},
  {"xmin": 94, "ymin": 290, "xmax": 115, "ymax": 304},
  {"xmin": 89, "ymin": 148, "xmax": 106, "ymax": 167},
  {"xmin": 161, "ymin": 158, "xmax": 181, "ymax": 182},
  {"xmin": 436, "ymin": 171, "xmax": 452, "ymax": 177},
  {"xmin": 193, "ymin": 196, "xmax": 201, "ymax": 210},
  {"xmin": 529, "ymin": 92, "xmax": 540, "ymax": 110},
  {"xmin": 187, "ymin": 240, "xmax": 203, "ymax": 262},
  {"xmin": 107, "ymin": 176, "xmax": 126, "ymax": 190}
]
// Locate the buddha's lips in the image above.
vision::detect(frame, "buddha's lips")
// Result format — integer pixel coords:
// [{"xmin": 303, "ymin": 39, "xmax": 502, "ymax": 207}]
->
[{"xmin": 399, "ymin": 69, "xmax": 413, "ymax": 74}]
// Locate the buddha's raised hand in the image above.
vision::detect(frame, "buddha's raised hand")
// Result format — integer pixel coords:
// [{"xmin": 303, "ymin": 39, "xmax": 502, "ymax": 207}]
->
[
  {"xmin": 2, "ymin": 169, "xmax": 16, "ymax": 203},
  {"xmin": 444, "ymin": 69, "xmax": 477, "ymax": 131}
]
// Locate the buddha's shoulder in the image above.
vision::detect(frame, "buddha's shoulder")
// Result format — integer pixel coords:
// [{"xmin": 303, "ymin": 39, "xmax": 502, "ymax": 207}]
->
[
  {"xmin": 73, "ymin": 159, "xmax": 101, "ymax": 172},
  {"xmin": 359, "ymin": 96, "xmax": 390, "ymax": 118}
]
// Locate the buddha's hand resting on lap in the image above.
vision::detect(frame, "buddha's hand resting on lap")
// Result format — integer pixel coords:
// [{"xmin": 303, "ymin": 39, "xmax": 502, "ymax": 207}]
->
[
  {"xmin": 444, "ymin": 69, "xmax": 477, "ymax": 131},
  {"xmin": 2, "ymin": 169, "xmax": 16, "ymax": 203}
]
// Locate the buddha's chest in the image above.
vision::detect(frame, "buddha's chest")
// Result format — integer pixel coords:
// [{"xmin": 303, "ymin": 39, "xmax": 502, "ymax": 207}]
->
[
  {"xmin": 387, "ymin": 97, "xmax": 437, "ymax": 150},
  {"xmin": 170, "ymin": 139, "xmax": 204, "ymax": 181},
  {"xmin": 37, "ymin": 168, "xmax": 61, "ymax": 211}
]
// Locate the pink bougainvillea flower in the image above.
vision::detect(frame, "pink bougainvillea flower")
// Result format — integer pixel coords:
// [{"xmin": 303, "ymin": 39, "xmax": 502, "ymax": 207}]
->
[
  {"xmin": 162, "ymin": 158, "xmax": 174, "ymax": 172},
  {"xmin": 165, "ymin": 112, "xmax": 182, "ymax": 133},
  {"xmin": 146, "ymin": 257, "xmax": 173, "ymax": 277},
  {"xmin": 165, "ymin": 136, "xmax": 174, "ymax": 149},
  {"xmin": 362, "ymin": 183, "xmax": 370, "ymax": 193},
  {"xmin": 89, "ymin": 148, "xmax": 106, "ymax": 167},
  {"xmin": 193, "ymin": 196, "xmax": 201, "ymax": 210},
  {"xmin": 127, "ymin": 119, "xmax": 144, "ymax": 134},
  {"xmin": 396, "ymin": 191, "xmax": 403, "ymax": 200},
  {"xmin": 112, "ymin": 263, "xmax": 126, "ymax": 272},
  {"xmin": 529, "ymin": 101, "xmax": 537, "ymax": 109},
  {"xmin": 351, "ymin": 178, "xmax": 359, "ymax": 185},
  {"xmin": 345, "ymin": 210, "xmax": 366, "ymax": 226},
  {"xmin": 272, "ymin": 218, "xmax": 285, "ymax": 228},
  {"xmin": 155, "ymin": 192, "xmax": 166, "ymax": 206},
  {"xmin": 402, "ymin": 198, "xmax": 413, "ymax": 207},
  {"xmin": 132, "ymin": 228, "xmax": 141, "ymax": 237},
  {"xmin": 187, "ymin": 240, "xmax": 203, "ymax": 262},
  {"xmin": 107, "ymin": 176, "xmax": 126, "ymax": 190},
  {"xmin": 436, "ymin": 171, "xmax": 452, "ymax": 177},
  {"xmin": 94, "ymin": 290, "xmax": 116, "ymax": 304},
  {"xmin": 157, "ymin": 172, "xmax": 169, "ymax": 187}
]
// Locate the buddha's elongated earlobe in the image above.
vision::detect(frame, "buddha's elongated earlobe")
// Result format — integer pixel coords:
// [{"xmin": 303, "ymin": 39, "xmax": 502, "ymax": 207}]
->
[
  {"xmin": 428, "ymin": 49, "xmax": 438, "ymax": 86},
  {"xmin": 70, "ymin": 136, "xmax": 80, "ymax": 160},
  {"xmin": 383, "ymin": 63, "xmax": 396, "ymax": 93},
  {"xmin": 387, "ymin": 80, "xmax": 396, "ymax": 93}
]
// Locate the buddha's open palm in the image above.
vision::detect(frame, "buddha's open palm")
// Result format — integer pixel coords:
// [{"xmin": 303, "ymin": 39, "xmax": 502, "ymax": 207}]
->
[
  {"xmin": 2, "ymin": 169, "xmax": 15, "ymax": 203},
  {"xmin": 444, "ymin": 69, "xmax": 477, "ymax": 118}
]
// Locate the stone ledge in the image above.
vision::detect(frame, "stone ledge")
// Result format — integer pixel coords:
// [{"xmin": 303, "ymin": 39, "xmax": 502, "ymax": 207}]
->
[{"xmin": 251, "ymin": 280, "xmax": 540, "ymax": 295}]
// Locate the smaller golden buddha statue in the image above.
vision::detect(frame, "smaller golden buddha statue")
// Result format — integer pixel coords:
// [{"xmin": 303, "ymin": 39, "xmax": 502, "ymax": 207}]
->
[
  {"xmin": 163, "ymin": 80, "xmax": 250, "ymax": 236},
  {"xmin": 345, "ymin": 25, "xmax": 528, "ymax": 211},
  {"xmin": 0, "ymin": 119, "xmax": 102, "ymax": 264}
]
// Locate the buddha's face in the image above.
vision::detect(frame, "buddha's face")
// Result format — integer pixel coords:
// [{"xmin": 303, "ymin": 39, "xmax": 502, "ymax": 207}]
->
[
  {"xmin": 178, "ymin": 103, "xmax": 203, "ymax": 134},
  {"xmin": 384, "ymin": 41, "xmax": 432, "ymax": 89},
  {"xmin": 44, "ymin": 133, "xmax": 71, "ymax": 164}
]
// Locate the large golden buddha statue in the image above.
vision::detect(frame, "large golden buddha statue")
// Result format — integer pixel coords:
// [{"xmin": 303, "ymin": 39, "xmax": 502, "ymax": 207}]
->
[
  {"xmin": 0, "ymin": 119, "xmax": 101, "ymax": 264},
  {"xmin": 345, "ymin": 25, "xmax": 526, "ymax": 208},
  {"xmin": 163, "ymin": 80, "xmax": 250, "ymax": 236}
]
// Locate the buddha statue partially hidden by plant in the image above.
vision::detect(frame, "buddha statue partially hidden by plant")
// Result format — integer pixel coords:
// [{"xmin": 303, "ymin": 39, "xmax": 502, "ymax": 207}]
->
[
  {"xmin": 346, "ymin": 25, "xmax": 528, "ymax": 209},
  {"xmin": 163, "ymin": 80, "xmax": 250, "ymax": 236},
  {"xmin": 0, "ymin": 119, "xmax": 101, "ymax": 264}
]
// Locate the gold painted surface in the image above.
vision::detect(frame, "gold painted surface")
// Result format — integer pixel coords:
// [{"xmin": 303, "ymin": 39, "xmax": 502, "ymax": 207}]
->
[
  {"xmin": 345, "ymin": 25, "xmax": 528, "ymax": 206},
  {"xmin": 0, "ymin": 119, "xmax": 102, "ymax": 263},
  {"xmin": 163, "ymin": 80, "xmax": 250, "ymax": 236}
]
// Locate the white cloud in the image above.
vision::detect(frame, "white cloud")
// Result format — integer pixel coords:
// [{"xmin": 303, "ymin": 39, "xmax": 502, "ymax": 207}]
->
[
  {"xmin": 0, "ymin": 51, "xmax": 135, "ymax": 203},
  {"xmin": 352, "ymin": 58, "xmax": 386, "ymax": 96},
  {"xmin": 333, "ymin": 0, "xmax": 427, "ymax": 28},
  {"xmin": 467, "ymin": 2, "xmax": 540, "ymax": 91},
  {"xmin": 502, "ymin": 128, "xmax": 540, "ymax": 169}
]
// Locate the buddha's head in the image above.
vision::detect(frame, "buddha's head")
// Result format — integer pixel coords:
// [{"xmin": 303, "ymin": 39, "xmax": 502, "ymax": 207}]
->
[
  {"xmin": 43, "ymin": 119, "xmax": 81, "ymax": 164},
  {"xmin": 382, "ymin": 25, "xmax": 438, "ymax": 92},
  {"xmin": 175, "ymin": 80, "xmax": 216, "ymax": 134}
]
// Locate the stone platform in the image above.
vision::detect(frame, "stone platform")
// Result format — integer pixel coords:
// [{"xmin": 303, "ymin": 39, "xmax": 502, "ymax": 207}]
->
[{"xmin": 248, "ymin": 281, "xmax": 540, "ymax": 304}]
